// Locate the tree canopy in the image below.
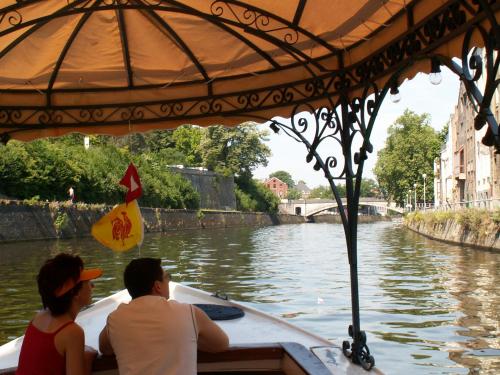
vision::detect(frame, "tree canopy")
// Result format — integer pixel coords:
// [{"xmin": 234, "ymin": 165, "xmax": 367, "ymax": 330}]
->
[
  {"xmin": 269, "ymin": 170, "xmax": 294, "ymax": 188},
  {"xmin": 308, "ymin": 178, "xmax": 381, "ymax": 200},
  {"xmin": 201, "ymin": 124, "xmax": 271, "ymax": 179},
  {"xmin": 0, "ymin": 123, "xmax": 278, "ymax": 212},
  {"xmin": 373, "ymin": 110, "xmax": 442, "ymax": 206},
  {"xmin": 286, "ymin": 188, "xmax": 302, "ymax": 200},
  {"xmin": 0, "ymin": 138, "xmax": 200, "ymax": 209}
]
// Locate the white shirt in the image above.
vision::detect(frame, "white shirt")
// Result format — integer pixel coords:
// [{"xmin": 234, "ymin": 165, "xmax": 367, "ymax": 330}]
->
[{"xmin": 106, "ymin": 296, "xmax": 198, "ymax": 375}]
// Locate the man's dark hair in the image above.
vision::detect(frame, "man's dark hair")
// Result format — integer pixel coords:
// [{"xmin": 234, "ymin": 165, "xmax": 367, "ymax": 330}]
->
[
  {"xmin": 37, "ymin": 253, "xmax": 83, "ymax": 316},
  {"xmin": 124, "ymin": 258, "xmax": 163, "ymax": 299}
]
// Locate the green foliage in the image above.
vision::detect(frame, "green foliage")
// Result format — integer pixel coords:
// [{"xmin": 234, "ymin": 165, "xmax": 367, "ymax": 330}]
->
[
  {"xmin": 0, "ymin": 140, "xmax": 81, "ymax": 201},
  {"xmin": 373, "ymin": 110, "xmax": 441, "ymax": 206},
  {"xmin": 309, "ymin": 185, "xmax": 334, "ymax": 199},
  {"xmin": 134, "ymin": 153, "xmax": 200, "ymax": 209},
  {"xmin": 492, "ymin": 208, "xmax": 500, "ymax": 224},
  {"xmin": 286, "ymin": 188, "xmax": 302, "ymax": 200},
  {"xmin": 455, "ymin": 209, "xmax": 489, "ymax": 235},
  {"xmin": 53, "ymin": 212, "xmax": 69, "ymax": 234},
  {"xmin": 269, "ymin": 170, "xmax": 294, "ymax": 188},
  {"xmin": 144, "ymin": 130, "xmax": 175, "ymax": 152},
  {"xmin": 234, "ymin": 177, "xmax": 279, "ymax": 213},
  {"xmin": 202, "ymin": 124, "xmax": 271, "ymax": 179},
  {"xmin": 359, "ymin": 178, "xmax": 383, "ymax": 198},
  {"xmin": 172, "ymin": 126, "xmax": 204, "ymax": 166},
  {"xmin": 1, "ymin": 122, "xmax": 275, "ymax": 212},
  {"xmin": 196, "ymin": 209, "xmax": 205, "ymax": 221},
  {"xmin": 405, "ymin": 209, "xmax": 497, "ymax": 237},
  {"xmin": 0, "ymin": 137, "xmax": 200, "ymax": 209},
  {"xmin": 22, "ymin": 195, "xmax": 40, "ymax": 205}
]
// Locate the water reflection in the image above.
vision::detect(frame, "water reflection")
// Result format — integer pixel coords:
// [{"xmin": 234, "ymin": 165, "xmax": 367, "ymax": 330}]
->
[
  {"xmin": 377, "ymin": 227, "xmax": 500, "ymax": 374},
  {"xmin": 0, "ymin": 222, "xmax": 498, "ymax": 374}
]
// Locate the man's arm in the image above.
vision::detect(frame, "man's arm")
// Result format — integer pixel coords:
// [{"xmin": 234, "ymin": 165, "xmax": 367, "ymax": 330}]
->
[
  {"xmin": 193, "ymin": 306, "xmax": 229, "ymax": 352},
  {"xmin": 98, "ymin": 324, "xmax": 114, "ymax": 356}
]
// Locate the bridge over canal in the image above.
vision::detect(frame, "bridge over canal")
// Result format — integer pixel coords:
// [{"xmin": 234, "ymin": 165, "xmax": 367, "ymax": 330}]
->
[{"xmin": 279, "ymin": 198, "xmax": 404, "ymax": 218}]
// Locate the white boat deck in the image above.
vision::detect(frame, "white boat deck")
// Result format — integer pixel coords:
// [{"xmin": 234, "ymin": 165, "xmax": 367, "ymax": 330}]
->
[{"xmin": 0, "ymin": 282, "xmax": 382, "ymax": 374}]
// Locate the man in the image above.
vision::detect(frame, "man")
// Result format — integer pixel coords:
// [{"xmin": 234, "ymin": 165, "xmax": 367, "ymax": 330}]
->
[{"xmin": 99, "ymin": 258, "xmax": 229, "ymax": 375}]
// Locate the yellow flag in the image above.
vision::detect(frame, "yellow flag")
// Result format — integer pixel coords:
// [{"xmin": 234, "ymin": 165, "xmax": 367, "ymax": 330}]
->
[{"xmin": 91, "ymin": 200, "xmax": 144, "ymax": 252}]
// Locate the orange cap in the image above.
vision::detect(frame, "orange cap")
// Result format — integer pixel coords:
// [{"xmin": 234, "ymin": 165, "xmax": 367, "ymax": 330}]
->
[{"xmin": 54, "ymin": 268, "xmax": 103, "ymax": 297}]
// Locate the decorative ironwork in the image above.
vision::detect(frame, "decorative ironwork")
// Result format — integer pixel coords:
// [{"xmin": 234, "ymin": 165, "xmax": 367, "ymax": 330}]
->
[
  {"xmin": 0, "ymin": 0, "xmax": 495, "ymax": 134},
  {"xmin": 267, "ymin": 72, "xmax": 396, "ymax": 371},
  {"xmin": 210, "ymin": 1, "xmax": 301, "ymax": 45},
  {"xmin": 0, "ymin": 0, "xmax": 499, "ymax": 371},
  {"xmin": 440, "ymin": 5, "xmax": 500, "ymax": 151}
]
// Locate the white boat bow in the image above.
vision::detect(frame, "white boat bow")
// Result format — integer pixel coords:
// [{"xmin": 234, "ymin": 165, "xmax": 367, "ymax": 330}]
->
[{"xmin": 0, "ymin": 282, "xmax": 382, "ymax": 374}]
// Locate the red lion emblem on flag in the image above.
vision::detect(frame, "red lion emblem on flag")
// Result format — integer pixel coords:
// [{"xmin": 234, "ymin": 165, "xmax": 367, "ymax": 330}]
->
[{"xmin": 111, "ymin": 211, "xmax": 132, "ymax": 245}]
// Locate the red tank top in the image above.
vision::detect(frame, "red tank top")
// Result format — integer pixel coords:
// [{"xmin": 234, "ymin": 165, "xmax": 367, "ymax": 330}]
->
[{"xmin": 16, "ymin": 320, "xmax": 74, "ymax": 375}]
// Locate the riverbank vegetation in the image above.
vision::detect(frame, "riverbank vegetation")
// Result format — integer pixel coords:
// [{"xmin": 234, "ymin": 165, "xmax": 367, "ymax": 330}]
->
[
  {"xmin": 0, "ymin": 124, "xmax": 279, "ymax": 212},
  {"xmin": 308, "ymin": 178, "xmax": 383, "ymax": 199},
  {"xmin": 405, "ymin": 209, "xmax": 500, "ymax": 237},
  {"xmin": 374, "ymin": 110, "xmax": 445, "ymax": 206}
]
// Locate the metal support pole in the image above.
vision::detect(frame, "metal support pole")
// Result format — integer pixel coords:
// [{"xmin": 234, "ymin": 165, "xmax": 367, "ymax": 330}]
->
[
  {"xmin": 414, "ymin": 183, "xmax": 417, "ymax": 211},
  {"xmin": 338, "ymin": 96, "xmax": 374, "ymax": 370},
  {"xmin": 423, "ymin": 174, "xmax": 427, "ymax": 210}
]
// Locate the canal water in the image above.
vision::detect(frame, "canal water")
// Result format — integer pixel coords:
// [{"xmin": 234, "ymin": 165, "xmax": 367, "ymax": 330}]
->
[{"xmin": 0, "ymin": 221, "xmax": 499, "ymax": 374}]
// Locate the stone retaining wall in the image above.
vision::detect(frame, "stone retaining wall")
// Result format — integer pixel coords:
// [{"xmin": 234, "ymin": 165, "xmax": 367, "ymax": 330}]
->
[
  {"xmin": 0, "ymin": 201, "xmax": 304, "ymax": 242},
  {"xmin": 404, "ymin": 217, "xmax": 500, "ymax": 251},
  {"xmin": 169, "ymin": 167, "xmax": 236, "ymax": 210},
  {"xmin": 311, "ymin": 214, "xmax": 392, "ymax": 224}
]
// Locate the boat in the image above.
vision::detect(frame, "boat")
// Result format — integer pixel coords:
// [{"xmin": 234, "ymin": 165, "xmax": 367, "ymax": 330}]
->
[
  {"xmin": 0, "ymin": 282, "xmax": 382, "ymax": 375},
  {"xmin": 0, "ymin": 1, "xmax": 498, "ymax": 373}
]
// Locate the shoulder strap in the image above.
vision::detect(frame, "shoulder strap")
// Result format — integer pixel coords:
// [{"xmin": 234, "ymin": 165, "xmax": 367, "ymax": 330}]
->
[
  {"xmin": 53, "ymin": 321, "xmax": 75, "ymax": 335},
  {"xmin": 190, "ymin": 305, "xmax": 199, "ymax": 339}
]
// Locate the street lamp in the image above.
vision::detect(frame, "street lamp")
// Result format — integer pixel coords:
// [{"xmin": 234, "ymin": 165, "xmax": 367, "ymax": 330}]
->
[
  {"xmin": 408, "ymin": 189, "xmax": 412, "ymax": 212},
  {"xmin": 422, "ymin": 173, "xmax": 427, "ymax": 210},
  {"xmin": 414, "ymin": 183, "xmax": 417, "ymax": 211}
]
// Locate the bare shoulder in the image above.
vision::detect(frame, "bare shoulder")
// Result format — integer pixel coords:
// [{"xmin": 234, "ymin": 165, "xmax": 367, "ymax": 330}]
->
[
  {"xmin": 58, "ymin": 322, "xmax": 84, "ymax": 341},
  {"xmin": 54, "ymin": 322, "xmax": 84, "ymax": 355}
]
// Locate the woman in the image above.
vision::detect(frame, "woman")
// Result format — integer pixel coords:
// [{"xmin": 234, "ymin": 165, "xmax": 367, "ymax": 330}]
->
[{"xmin": 16, "ymin": 253, "xmax": 103, "ymax": 375}]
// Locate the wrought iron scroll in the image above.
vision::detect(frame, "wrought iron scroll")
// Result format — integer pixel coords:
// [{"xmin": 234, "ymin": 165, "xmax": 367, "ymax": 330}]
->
[
  {"xmin": 0, "ymin": 0, "xmax": 495, "ymax": 139},
  {"xmin": 439, "ymin": 1, "xmax": 500, "ymax": 151},
  {"xmin": 267, "ymin": 75, "xmax": 397, "ymax": 370}
]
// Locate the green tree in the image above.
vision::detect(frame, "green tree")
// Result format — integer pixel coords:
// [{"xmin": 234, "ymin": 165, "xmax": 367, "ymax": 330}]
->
[
  {"xmin": 144, "ymin": 130, "xmax": 175, "ymax": 153},
  {"xmin": 201, "ymin": 124, "xmax": 271, "ymax": 179},
  {"xmin": 373, "ymin": 110, "xmax": 441, "ymax": 205},
  {"xmin": 360, "ymin": 178, "xmax": 382, "ymax": 198},
  {"xmin": 286, "ymin": 188, "xmax": 302, "ymax": 200},
  {"xmin": 172, "ymin": 126, "xmax": 204, "ymax": 166},
  {"xmin": 234, "ymin": 177, "xmax": 280, "ymax": 213},
  {"xmin": 0, "ymin": 138, "xmax": 200, "ymax": 209},
  {"xmin": 269, "ymin": 170, "xmax": 294, "ymax": 188},
  {"xmin": 309, "ymin": 185, "xmax": 335, "ymax": 199}
]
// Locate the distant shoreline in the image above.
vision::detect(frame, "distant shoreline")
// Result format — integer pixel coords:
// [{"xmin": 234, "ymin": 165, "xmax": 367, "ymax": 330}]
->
[{"xmin": 0, "ymin": 200, "xmax": 304, "ymax": 243}]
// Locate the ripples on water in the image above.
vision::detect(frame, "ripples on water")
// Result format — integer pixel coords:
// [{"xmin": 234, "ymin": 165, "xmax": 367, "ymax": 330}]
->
[{"xmin": 0, "ymin": 221, "xmax": 499, "ymax": 374}]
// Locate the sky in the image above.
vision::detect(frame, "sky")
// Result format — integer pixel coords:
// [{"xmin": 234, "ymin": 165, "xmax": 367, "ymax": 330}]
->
[{"xmin": 254, "ymin": 68, "xmax": 461, "ymax": 188}]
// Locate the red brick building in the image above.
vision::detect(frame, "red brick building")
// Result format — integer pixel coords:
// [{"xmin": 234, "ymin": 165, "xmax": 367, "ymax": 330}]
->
[{"xmin": 264, "ymin": 177, "xmax": 288, "ymax": 198}]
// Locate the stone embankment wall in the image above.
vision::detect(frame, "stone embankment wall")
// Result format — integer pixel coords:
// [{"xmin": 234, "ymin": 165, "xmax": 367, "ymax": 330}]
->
[
  {"xmin": 169, "ymin": 167, "xmax": 236, "ymax": 210},
  {"xmin": 311, "ymin": 214, "xmax": 392, "ymax": 224},
  {"xmin": 0, "ymin": 201, "xmax": 304, "ymax": 242},
  {"xmin": 404, "ymin": 214, "xmax": 500, "ymax": 251}
]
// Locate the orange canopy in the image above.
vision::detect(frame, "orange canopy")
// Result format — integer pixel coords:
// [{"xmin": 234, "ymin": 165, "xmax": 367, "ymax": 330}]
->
[{"xmin": 0, "ymin": 0, "xmax": 497, "ymax": 141}]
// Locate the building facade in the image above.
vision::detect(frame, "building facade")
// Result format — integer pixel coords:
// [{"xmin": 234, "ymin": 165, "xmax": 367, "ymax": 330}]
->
[
  {"xmin": 264, "ymin": 177, "xmax": 288, "ymax": 198},
  {"xmin": 294, "ymin": 180, "xmax": 311, "ymax": 198},
  {"xmin": 434, "ymin": 72, "xmax": 500, "ymax": 209},
  {"xmin": 434, "ymin": 116, "xmax": 454, "ymax": 207}
]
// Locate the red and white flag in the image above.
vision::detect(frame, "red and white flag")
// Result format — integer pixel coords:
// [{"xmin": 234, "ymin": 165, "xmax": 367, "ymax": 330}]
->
[{"xmin": 119, "ymin": 163, "xmax": 142, "ymax": 203}]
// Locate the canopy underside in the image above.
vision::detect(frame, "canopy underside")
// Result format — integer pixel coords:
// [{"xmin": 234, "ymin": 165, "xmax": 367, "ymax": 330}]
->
[{"xmin": 0, "ymin": 0, "xmax": 498, "ymax": 141}]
